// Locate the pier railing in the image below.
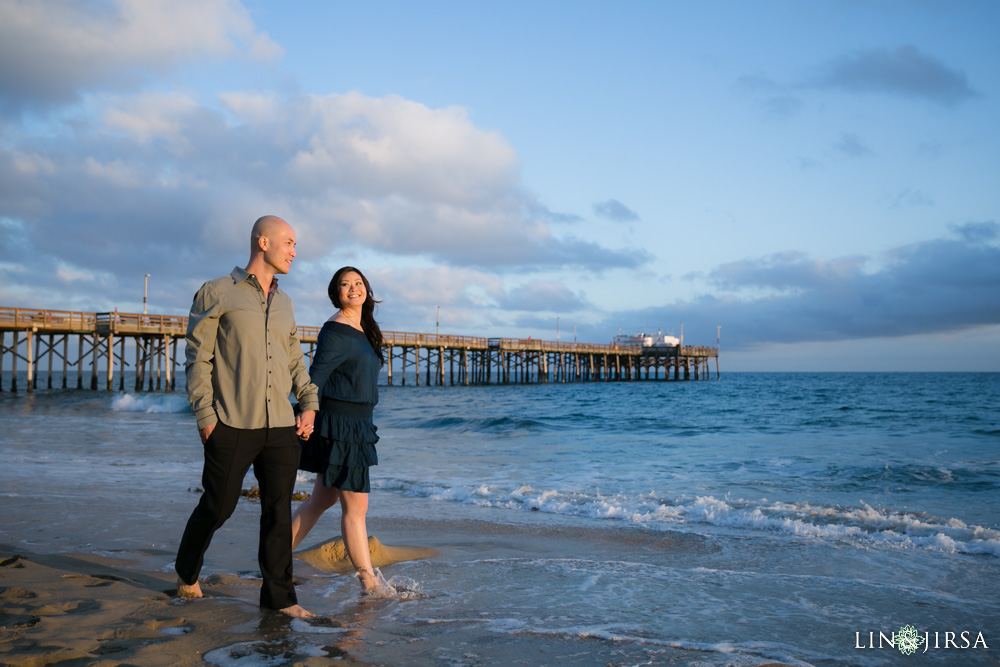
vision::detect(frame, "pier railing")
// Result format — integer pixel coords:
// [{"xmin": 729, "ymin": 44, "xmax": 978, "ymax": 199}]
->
[
  {"xmin": 96, "ymin": 311, "xmax": 187, "ymax": 336},
  {"xmin": 0, "ymin": 307, "xmax": 96, "ymax": 332}
]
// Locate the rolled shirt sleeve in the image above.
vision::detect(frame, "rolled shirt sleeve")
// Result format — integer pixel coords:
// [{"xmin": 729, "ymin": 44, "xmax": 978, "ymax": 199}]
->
[{"xmin": 185, "ymin": 282, "xmax": 222, "ymax": 429}]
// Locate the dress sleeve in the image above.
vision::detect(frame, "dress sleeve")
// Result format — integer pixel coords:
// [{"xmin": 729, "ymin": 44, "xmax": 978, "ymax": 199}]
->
[{"xmin": 308, "ymin": 327, "xmax": 351, "ymax": 396}]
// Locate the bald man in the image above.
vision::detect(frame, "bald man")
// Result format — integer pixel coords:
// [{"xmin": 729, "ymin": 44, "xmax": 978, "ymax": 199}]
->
[{"xmin": 176, "ymin": 215, "xmax": 319, "ymax": 617}]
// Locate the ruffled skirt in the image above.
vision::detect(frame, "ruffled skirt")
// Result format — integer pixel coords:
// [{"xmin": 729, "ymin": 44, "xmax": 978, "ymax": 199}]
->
[{"xmin": 299, "ymin": 408, "xmax": 378, "ymax": 493}]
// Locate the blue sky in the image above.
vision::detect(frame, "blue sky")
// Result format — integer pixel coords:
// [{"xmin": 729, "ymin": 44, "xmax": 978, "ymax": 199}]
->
[{"xmin": 1, "ymin": 0, "xmax": 998, "ymax": 371}]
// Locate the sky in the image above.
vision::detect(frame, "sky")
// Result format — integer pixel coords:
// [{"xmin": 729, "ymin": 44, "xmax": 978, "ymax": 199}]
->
[{"xmin": 1, "ymin": 0, "xmax": 998, "ymax": 371}]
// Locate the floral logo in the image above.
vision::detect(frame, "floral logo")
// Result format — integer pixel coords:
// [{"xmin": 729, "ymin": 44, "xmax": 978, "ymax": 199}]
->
[{"xmin": 896, "ymin": 625, "xmax": 926, "ymax": 655}]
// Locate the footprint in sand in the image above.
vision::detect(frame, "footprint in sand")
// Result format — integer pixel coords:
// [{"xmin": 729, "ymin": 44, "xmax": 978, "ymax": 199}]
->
[
  {"xmin": 35, "ymin": 599, "xmax": 102, "ymax": 615},
  {"xmin": 0, "ymin": 555, "xmax": 25, "ymax": 569},
  {"xmin": 0, "ymin": 586, "xmax": 37, "ymax": 599},
  {"xmin": 0, "ymin": 613, "xmax": 40, "ymax": 628},
  {"xmin": 60, "ymin": 573, "xmax": 132, "ymax": 587},
  {"xmin": 144, "ymin": 618, "xmax": 192, "ymax": 635}
]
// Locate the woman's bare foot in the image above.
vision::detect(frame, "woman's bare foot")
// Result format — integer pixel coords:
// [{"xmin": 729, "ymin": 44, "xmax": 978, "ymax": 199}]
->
[
  {"xmin": 177, "ymin": 579, "xmax": 203, "ymax": 598},
  {"xmin": 357, "ymin": 568, "xmax": 386, "ymax": 595},
  {"xmin": 278, "ymin": 604, "xmax": 316, "ymax": 618}
]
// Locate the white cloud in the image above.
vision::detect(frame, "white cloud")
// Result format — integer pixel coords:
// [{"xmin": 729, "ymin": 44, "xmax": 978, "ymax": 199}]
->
[
  {"xmin": 0, "ymin": 0, "xmax": 282, "ymax": 111},
  {"xmin": 205, "ymin": 91, "xmax": 646, "ymax": 269},
  {"xmin": 102, "ymin": 92, "xmax": 201, "ymax": 146},
  {"xmin": 497, "ymin": 280, "xmax": 589, "ymax": 313},
  {"xmin": 84, "ymin": 157, "xmax": 141, "ymax": 188},
  {"xmin": 371, "ymin": 265, "xmax": 506, "ymax": 309},
  {"xmin": 610, "ymin": 224, "xmax": 1000, "ymax": 350},
  {"xmin": 219, "ymin": 91, "xmax": 283, "ymax": 125},
  {"xmin": 11, "ymin": 152, "xmax": 55, "ymax": 176},
  {"xmin": 56, "ymin": 262, "xmax": 96, "ymax": 283},
  {"xmin": 288, "ymin": 92, "xmax": 519, "ymax": 206}
]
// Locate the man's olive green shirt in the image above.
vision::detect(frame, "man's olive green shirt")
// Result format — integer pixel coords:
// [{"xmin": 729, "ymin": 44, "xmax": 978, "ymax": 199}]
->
[{"xmin": 185, "ymin": 267, "xmax": 319, "ymax": 430}]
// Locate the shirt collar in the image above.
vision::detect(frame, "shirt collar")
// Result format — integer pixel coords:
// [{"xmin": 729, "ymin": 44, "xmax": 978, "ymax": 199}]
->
[
  {"xmin": 230, "ymin": 266, "xmax": 250, "ymax": 284},
  {"xmin": 230, "ymin": 266, "xmax": 279, "ymax": 296}
]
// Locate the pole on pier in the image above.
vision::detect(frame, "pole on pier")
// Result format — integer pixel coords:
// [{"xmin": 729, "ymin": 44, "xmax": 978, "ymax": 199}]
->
[
  {"xmin": 77, "ymin": 336, "xmax": 84, "ymax": 389},
  {"xmin": 26, "ymin": 330, "xmax": 34, "ymax": 393},
  {"xmin": 716, "ymin": 326, "xmax": 721, "ymax": 380},
  {"xmin": 119, "ymin": 337, "xmax": 126, "ymax": 391},
  {"xmin": 134, "ymin": 338, "xmax": 142, "ymax": 391},
  {"xmin": 90, "ymin": 334, "xmax": 98, "ymax": 390},
  {"xmin": 106, "ymin": 334, "xmax": 114, "ymax": 391},
  {"xmin": 164, "ymin": 335, "xmax": 172, "ymax": 392},
  {"xmin": 172, "ymin": 338, "xmax": 179, "ymax": 391},
  {"xmin": 46, "ymin": 335, "xmax": 54, "ymax": 389}
]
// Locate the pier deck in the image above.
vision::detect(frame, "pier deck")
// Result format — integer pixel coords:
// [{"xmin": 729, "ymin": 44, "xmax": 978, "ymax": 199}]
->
[{"xmin": 1, "ymin": 306, "xmax": 718, "ymax": 392}]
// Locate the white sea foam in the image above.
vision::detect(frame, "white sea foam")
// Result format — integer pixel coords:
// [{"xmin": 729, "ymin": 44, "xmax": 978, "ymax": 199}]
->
[
  {"xmin": 202, "ymin": 641, "xmax": 289, "ymax": 667},
  {"xmin": 376, "ymin": 478, "xmax": 1000, "ymax": 557},
  {"xmin": 289, "ymin": 617, "xmax": 349, "ymax": 634},
  {"xmin": 110, "ymin": 392, "xmax": 190, "ymax": 413}
]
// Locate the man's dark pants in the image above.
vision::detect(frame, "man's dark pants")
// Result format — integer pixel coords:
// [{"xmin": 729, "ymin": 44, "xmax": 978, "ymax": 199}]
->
[{"xmin": 175, "ymin": 422, "xmax": 300, "ymax": 609}]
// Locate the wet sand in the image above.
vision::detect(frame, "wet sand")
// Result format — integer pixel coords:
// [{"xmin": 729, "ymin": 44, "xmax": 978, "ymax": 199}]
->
[
  {"xmin": 0, "ymin": 544, "xmax": 371, "ymax": 667},
  {"xmin": 1, "ymin": 517, "xmax": 797, "ymax": 667}
]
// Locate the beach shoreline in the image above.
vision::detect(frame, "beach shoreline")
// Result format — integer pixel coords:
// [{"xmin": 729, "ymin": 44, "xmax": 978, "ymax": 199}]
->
[
  {"xmin": 1, "ymin": 517, "xmax": 788, "ymax": 667},
  {"xmin": 2, "ymin": 504, "xmax": 816, "ymax": 667}
]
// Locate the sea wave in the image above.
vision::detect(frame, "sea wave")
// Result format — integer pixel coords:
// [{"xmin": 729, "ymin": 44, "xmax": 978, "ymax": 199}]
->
[
  {"xmin": 388, "ymin": 415, "xmax": 555, "ymax": 433},
  {"xmin": 374, "ymin": 478, "xmax": 1000, "ymax": 557},
  {"xmin": 110, "ymin": 393, "xmax": 191, "ymax": 414}
]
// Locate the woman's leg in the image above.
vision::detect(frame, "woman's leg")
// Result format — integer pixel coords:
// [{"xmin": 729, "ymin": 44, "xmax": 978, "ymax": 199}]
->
[
  {"xmin": 290, "ymin": 474, "xmax": 341, "ymax": 550},
  {"xmin": 338, "ymin": 489, "xmax": 377, "ymax": 590}
]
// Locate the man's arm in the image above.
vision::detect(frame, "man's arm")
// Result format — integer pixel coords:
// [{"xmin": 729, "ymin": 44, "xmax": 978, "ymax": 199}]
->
[
  {"xmin": 185, "ymin": 282, "xmax": 221, "ymax": 435},
  {"xmin": 287, "ymin": 313, "xmax": 319, "ymax": 438}
]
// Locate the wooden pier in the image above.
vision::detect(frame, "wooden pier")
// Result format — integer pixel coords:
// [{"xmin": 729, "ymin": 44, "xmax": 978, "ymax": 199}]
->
[{"xmin": 1, "ymin": 306, "xmax": 719, "ymax": 393}]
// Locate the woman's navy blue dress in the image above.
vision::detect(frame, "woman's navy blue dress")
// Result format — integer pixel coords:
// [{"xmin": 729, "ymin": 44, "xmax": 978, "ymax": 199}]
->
[{"xmin": 299, "ymin": 321, "xmax": 379, "ymax": 493}]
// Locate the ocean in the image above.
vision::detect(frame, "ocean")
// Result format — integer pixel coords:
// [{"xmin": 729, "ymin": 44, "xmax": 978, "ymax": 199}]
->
[{"xmin": 1, "ymin": 372, "xmax": 998, "ymax": 665}]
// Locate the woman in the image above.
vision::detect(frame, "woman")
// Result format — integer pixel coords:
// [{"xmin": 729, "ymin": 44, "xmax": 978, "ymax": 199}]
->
[{"xmin": 293, "ymin": 266, "xmax": 385, "ymax": 593}]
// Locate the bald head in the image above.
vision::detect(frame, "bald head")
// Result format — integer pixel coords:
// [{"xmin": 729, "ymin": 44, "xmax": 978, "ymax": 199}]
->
[{"xmin": 251, "ymin": 215, "xmax": 291, "ymax": 253}]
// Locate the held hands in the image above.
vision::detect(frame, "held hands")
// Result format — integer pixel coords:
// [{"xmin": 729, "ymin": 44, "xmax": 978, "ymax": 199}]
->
[
  {"xmin": 199, "ymin": 413, "xmax": 314, "ymax": 442},
  {"xmin": 296, "ymin": 410, "xmax": 316, "ymax": 440}
]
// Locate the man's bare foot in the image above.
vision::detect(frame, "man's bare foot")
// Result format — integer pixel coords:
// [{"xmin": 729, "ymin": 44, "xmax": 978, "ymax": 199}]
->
[
  {"xmin": 278, "ymin": 604, "xmax": 316, "ymax": 618},
  {"xmin": 177, "ymin": 579, "xmax": 203, "ymax": 598}
]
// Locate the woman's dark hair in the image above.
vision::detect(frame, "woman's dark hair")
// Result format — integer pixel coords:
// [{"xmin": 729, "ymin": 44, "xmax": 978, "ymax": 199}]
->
[{"xmin": 328, "ymin": 266, "xmax": 385, "ymax": 366}]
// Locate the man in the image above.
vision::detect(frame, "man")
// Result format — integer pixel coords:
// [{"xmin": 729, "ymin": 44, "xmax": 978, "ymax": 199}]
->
[{"xmin": 176, "ymin": 215, "xmax": 319, "ymax": 617}]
